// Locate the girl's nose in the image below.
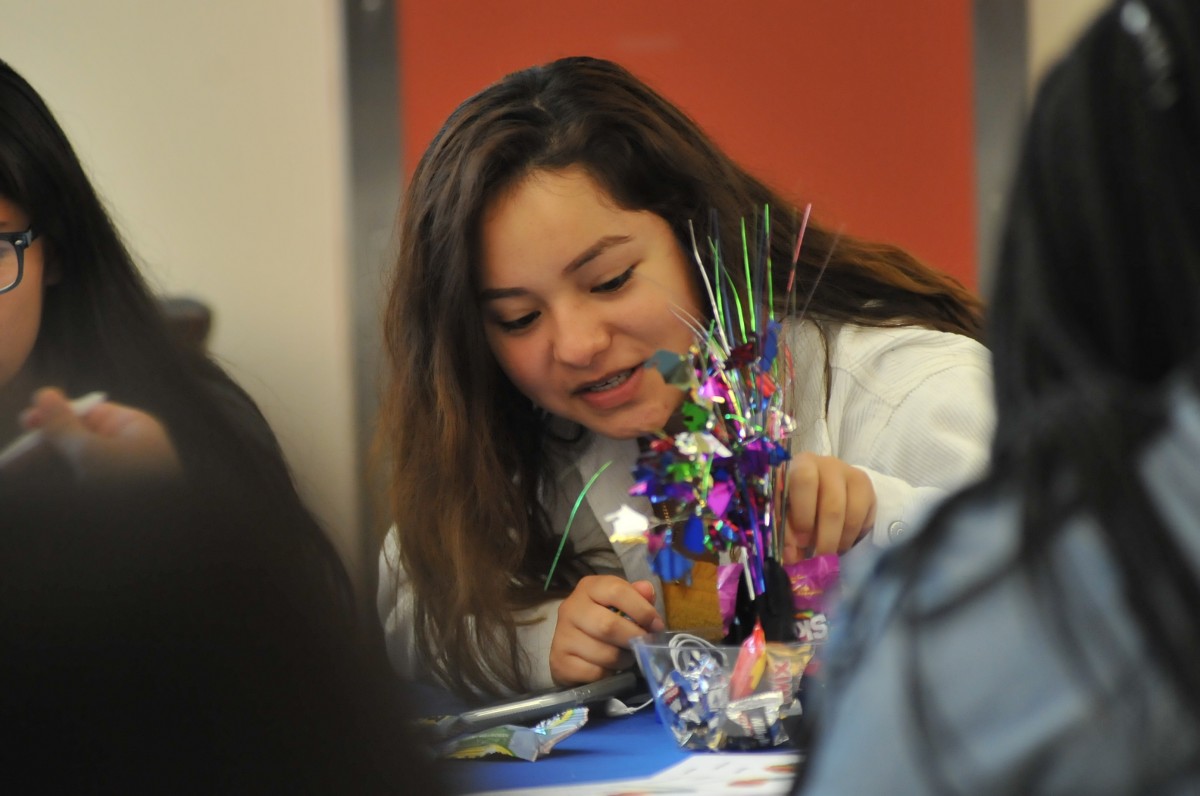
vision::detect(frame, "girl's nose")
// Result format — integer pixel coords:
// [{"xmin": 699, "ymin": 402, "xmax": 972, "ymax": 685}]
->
[{"xmin": 551, "ymin": 309, "xmax": 610, "ymax": 368}]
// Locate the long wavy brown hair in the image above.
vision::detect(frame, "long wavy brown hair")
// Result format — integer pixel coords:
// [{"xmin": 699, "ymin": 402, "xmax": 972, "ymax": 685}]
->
[{"xmin": 381, "ymin": 56, "xmax": 983, "ymax": 699}]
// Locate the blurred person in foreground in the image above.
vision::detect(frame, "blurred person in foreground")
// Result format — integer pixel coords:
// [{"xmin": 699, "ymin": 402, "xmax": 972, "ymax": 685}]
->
[
  {"xmin": 795, "ymin": 0, "xmax": 1200, "ymax": 792},
  {"xmin": 0, "ymin": 58, "xmax": 446, "ymax": 792},
  {"xmin": 0, "ymin": 479, "xmax": 448, "ymax": 793}
]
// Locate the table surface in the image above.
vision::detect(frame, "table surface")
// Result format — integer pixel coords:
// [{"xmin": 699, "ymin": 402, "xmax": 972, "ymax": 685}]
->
[
  {"xmin": 442, "ymin": 707, "xmax": 693, "ymax": 793},
  {"xmin": 418, "ymin": 675, "xmax": 812, "ymax": 795}
]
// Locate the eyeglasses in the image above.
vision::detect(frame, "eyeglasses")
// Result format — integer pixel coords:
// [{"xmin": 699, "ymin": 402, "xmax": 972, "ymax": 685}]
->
[{"xmin": 0, "ymin": 228, "xmax": 39, "ymax": 295}]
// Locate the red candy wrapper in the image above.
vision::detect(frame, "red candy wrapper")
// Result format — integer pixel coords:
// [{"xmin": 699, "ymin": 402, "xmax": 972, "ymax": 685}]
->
[{"xmin": 728, "ymin": 620, "xmax": 767, "ymax": 700}]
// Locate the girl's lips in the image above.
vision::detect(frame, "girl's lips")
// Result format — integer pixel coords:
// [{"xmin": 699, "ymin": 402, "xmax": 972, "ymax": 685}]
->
[
  {"xmin": 575, "ymin": 365, "xmax": 644, "ymax": 411},
  {"xmin": 575, "ymin": 366, "xmax": 636, "ymax": 394}
]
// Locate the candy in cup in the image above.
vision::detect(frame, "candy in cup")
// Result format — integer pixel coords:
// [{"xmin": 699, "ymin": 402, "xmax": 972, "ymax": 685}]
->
[{"xmin": 631, "ymin": 624, "xmax": 816, "ymax": 751}]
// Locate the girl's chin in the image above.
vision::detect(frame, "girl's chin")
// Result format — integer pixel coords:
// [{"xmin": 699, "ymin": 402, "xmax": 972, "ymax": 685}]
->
[
  {"xmin": 598, "ymin": 423, "xmax": 658, "ymax": 440},
  {"xmin": 595, "ymin": 404, "xmax": 680, "ymax": 439},
  {"xmin": 569, "ymin": 382, "xmax": 685, "ymax": 439}
]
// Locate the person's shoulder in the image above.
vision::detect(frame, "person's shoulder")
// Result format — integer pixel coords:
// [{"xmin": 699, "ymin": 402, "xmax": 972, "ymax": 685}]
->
[
  {"xmin": 811, "ymin": 326, "xmax": 988, "ymax": 410},
  {"xmin": 785, "ymin": 319, "xmax": 987, "ymax": 370},
  {"xmin": 835, "ymin": 323, "xmax": 988, "ymax": 365},
  {"xmin": 192, "ymin": 367, "xmax": 281, "ymax": 450},
  {"xmin": 1142, "ymin": 374, "xmax": 1200, "ymax": 552},
  {"xmin": 867, "ymin": 483, "xmax": 1018, "ymax": 609}
]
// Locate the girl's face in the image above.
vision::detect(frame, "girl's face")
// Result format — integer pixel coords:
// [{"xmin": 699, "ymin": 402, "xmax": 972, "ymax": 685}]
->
[
  {"xmin": 0, "ymin": 196, "xmax": 45, "ymax": 392},
  {"xmin": 479, "ymin": 167, "xmax": 704, "ymax": 439}
]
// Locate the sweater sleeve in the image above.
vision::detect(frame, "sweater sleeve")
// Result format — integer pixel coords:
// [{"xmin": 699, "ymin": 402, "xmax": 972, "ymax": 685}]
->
[
  {"xmin": 828, "ymin": 328, "xmax": 995, "ymax": 547},
  {"xmin": 376, "ymin": 527, "xmax": 563, "ymax": 694},
  {"xmin": 861, "ymin": 359, "xmax": 994, "ymax": 545},
  {"xmin": 803, "ymin": 379, "xmax": 1200, "ymax": 794},
  {"xmin": 801, "ymin": 502, "xmax": 1198, "ymax": 793},
  {"xmin": 376, "ymin": 528, "xmax": 422, "ymax": 683},
  {"xmin": 857, "ymin": 468, "xmax": 959, "ymax": 547}
]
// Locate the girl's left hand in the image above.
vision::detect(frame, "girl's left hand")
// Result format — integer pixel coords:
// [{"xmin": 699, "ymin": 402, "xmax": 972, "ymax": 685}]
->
[
  {"xmin": 782, "ymin": 452, "xmax": 876, "ymax": 562},
  {"xmin": 21, "ymin": 387, "xmax": 183, "ymax": 484}
]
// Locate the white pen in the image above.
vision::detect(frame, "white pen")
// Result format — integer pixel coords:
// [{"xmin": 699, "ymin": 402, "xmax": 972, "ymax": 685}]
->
[{"xmin": 0, "ymin": 391, "xmax": 108, "ymax": 470}]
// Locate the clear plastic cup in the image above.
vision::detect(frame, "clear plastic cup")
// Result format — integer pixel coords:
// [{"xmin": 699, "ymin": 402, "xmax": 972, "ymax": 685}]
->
[{"xmin": 630, "ymin": 630, "xmax": 817, "ymax": 751}]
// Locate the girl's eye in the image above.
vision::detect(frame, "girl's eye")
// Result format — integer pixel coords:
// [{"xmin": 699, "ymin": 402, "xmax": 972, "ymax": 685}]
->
[
  {"xmin": 592, "ymin": 266, "xmax": 635, "ymax": 294},
  {"xmin": 497, "ymin": 311, "xmax": 539, "ymax": 332}
]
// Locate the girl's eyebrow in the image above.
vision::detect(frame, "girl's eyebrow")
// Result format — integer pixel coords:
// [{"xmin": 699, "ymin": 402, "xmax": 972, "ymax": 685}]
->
[
  {"xmin": 562, "ymin": 234, "xmax": 632, "ymax": 275},
  {"xmin": 479, "ymin": 234, "xmax": 632, "ymax": 301}
]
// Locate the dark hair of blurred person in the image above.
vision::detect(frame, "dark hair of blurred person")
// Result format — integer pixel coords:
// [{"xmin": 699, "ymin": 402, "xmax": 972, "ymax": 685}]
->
[
  {"xmin": 795, "ymin": 1, "xmax": 1200, "ymax": 792},
  {"xmin": 0, "ymin": 57, "xmax": 446, "ymax": 793}
]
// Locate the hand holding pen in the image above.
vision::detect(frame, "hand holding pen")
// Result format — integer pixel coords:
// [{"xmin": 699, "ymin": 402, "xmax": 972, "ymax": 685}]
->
[
  {"xmin": 0, "ymin": 387, "xmax": 182, "ymax": 483},
  {"xmin": 0, "ymin": 391, "xmax": 107, "ymax": 470}
]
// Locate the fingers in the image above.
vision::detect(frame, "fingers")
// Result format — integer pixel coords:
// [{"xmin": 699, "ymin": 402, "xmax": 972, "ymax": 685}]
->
[
  {"xmin": 551, "ymin": 635, "xmax": 636, "ymax": 686},
  {"xmin": 550, "ymin": 575, "xmax": 663, "ymax": 686},
  {"xmin": 844, "ymin": 469, "xmax": 876, "ymax": 546},
  {"xmin": 20, "ymin": 388, "xmax": 97, "ymax": 468},
  {"xmin": 575, "ymin": 576, "xmax": 665, "ymax": 638},
  {"xmin": 786, "ymin": 453, "xmax": 877, "ymax": 557},
  {"xmin": 628, "ymin": 578, "xmax": 667, "ymax": 629},
  {"xmin": 20, "ymin": 387, "xmax": 73, "ymax": 429},
  {"xmin": 781, "ymin": 533, "xmax": 805, "ymax": 566},
  {"xmin": 813, "ymin": 463, "xmax": 847, "ymax": 555},
  {"xmin": 21, "ymin": 387, "xmax": 182, "ymax": 483},
  {"xmin": 786, "ymin": 453, "xmax": 820, "ymax": 553}
]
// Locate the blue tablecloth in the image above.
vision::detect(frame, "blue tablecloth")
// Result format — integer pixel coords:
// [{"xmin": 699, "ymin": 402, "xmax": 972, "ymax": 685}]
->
[{"xmin": 442, "ymin": 708, "xmax": 692, "ymax": 793}]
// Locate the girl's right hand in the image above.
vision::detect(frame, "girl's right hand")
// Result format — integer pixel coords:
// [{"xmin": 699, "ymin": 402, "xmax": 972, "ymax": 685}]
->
[
  {"xmin": 549, "ymin": 575, "xmax": 665, "ymax": 686},
  {"xmin": 782, "ymin": 452, "xmax": 877, "ymax": 562}
]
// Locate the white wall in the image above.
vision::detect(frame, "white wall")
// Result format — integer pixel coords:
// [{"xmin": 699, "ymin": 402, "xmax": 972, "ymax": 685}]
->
[
  {"xmin": 1028, "ymin": 0, "xmax": 1109, "ymax": 92},
  {"xmin": 1, "ymin": 1, "xmax": 363, "ymax": 590}
]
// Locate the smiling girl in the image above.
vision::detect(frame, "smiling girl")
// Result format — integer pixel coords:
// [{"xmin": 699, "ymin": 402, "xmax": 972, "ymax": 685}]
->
[{"xmin": 378, "ymin": 56, "xmax": 995, "ymax": 699}]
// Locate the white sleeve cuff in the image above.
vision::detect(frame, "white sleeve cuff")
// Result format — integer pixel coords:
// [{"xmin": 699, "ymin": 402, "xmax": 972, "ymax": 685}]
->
[
  {"xmin": 857, "ymin": 466, "xmax": 951, "ymax": 548},
  {"xmin": 513, "ymin": 599, "xmax": 563, "ymax": 692},
  {"xmin": 377, "ymin": 528, "xmax": 424, "ymax": 680},
  {"xmin": 379, "ymin": 525, "xmax": 567, "ymax": 695}
]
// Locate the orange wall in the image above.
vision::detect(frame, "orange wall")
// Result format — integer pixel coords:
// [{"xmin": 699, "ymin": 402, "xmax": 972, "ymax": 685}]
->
[{"xmin": 398, "ymin": 1, "xmax": 977, "ymax": 288}]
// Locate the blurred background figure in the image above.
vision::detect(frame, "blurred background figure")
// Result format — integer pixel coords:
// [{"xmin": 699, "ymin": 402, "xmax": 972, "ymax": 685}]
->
[
  {"xmin": 795, "ymin": 0, "xmax": 1200, "ymax": 792},
  {"xmin": 0, "ymin": 57, "xmax": 318, "ymax": 527},
  {"xmin": 0, "ymin": 58, "xmax": 447, "ymax": 793}
]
